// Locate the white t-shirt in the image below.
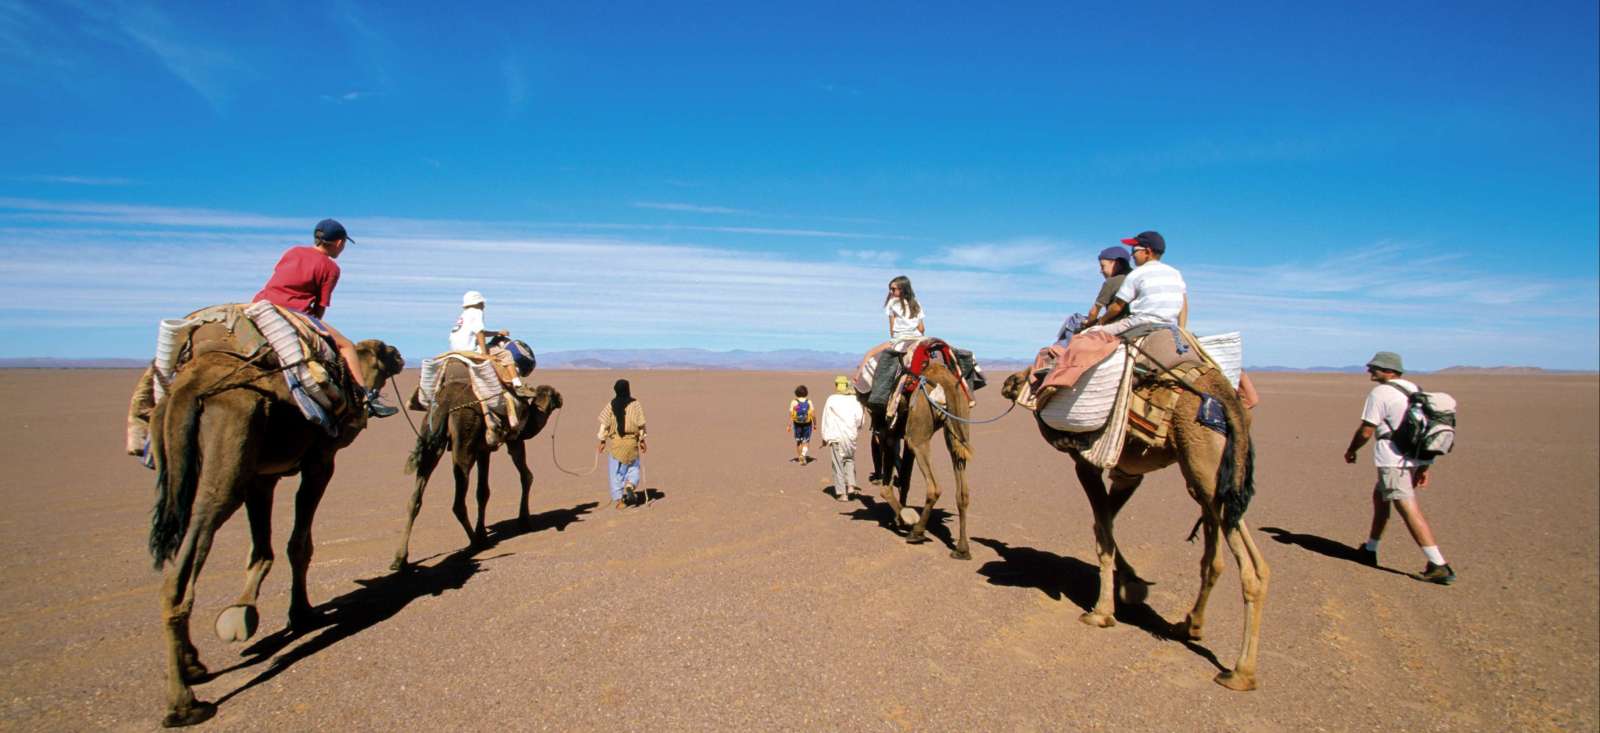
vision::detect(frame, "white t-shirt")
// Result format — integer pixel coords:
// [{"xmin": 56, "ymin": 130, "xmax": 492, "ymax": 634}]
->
[
  {"xmin": 1361, "ymin": 378, "xmax": 1432, "ymax": 469},
  {"xmin": 821, "ymin": 393, "xmax": 866, "ymax": 444},
  {"xmin": 885, "ymin": 298, "xmax": 925, "ymax": 342},
  {"xmin": 450, "ymin": 307, "xmax": 485, "ymax": 352},
  {"xmin": 1113, "ymin": 259, "xmax": 1186, "ymax": 327}
]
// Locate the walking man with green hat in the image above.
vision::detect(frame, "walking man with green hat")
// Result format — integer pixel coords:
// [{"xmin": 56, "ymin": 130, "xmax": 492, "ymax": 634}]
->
[{"xmin": 1343, "ymin": 351, "xmax": 1456, "ymax": 584}]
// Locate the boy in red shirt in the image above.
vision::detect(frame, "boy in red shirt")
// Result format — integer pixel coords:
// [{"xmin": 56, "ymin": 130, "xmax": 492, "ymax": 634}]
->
[{"xmin": 254, "ymin": 219, "xmax": 396, "ymax": 417}]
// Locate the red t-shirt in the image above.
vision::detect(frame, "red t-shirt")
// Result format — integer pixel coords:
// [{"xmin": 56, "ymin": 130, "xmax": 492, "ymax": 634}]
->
[{"xmin": 253, "ymin": 246, "xmax": 341, "ymax": 317}]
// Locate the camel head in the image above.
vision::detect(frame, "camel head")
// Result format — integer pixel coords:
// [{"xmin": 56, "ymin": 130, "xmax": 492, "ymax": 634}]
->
[
  {"xmin": 353, "ymin": 339, "xmax": 405, "ymax": 392},
  {"xmin": 528, "ymin": 384, "xmax": 563, "ymax": 414},
  {"xmin": 1000, "ymin": 370, "xmax": 1029, "ymax": 401}
]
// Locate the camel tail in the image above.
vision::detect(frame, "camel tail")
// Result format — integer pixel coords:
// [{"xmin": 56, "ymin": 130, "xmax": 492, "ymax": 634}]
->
[
  {"xmin": 1216, "ymin": 397, "xmax": 1256, "ymax": 530},
  {"xmin": 405, "ymin": 403, "xmax": 451, "ymax": 475},
  {"xmin": 148, "ymin": 378, "xmax": 204, "ymax": 568}
]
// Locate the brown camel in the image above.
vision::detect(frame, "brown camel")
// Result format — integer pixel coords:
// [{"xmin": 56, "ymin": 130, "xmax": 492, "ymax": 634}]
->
[
  {"xmin": 864, "ymin": 361, "xmax": 975, "ymax": 559},
  {"xmin": 145, "ymin": 335, "xmax": 404, "ymax": 727},
  {"xmin": 391, "ymin": 361, "xmax": 563, "ymax": 571},
  {"xmin": 1001, "ymin": 364, "xmax": 1269, "ymax": 691}
]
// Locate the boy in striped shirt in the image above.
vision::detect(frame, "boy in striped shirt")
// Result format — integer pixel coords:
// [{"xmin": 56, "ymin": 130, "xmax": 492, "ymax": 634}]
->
[{"xmin": 1098, "ymin": 230, "xmax": 1188, "ymax": 334}]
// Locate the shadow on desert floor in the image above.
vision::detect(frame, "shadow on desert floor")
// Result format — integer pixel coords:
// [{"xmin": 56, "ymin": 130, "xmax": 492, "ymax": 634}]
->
[
  {"xmin": 210, "ymin": 500, "xmax": 598, "ymax": 706},
  {"xmin": 833, "ymin": 487, "xmax": 959, "ymax": 550},
  {"xmin": 972, "ymin": 536, "xmax": 1225, "ymax": 672},
  {"xmin": 1260, "ymin": 526, "xmax": 1409, "ymax": 577}
]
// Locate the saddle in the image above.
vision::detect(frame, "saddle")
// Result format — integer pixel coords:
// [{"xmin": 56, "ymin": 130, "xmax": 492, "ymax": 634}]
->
[{"xmin": 413, "ymin": 351, "xmax": 537, "ymax": 449}]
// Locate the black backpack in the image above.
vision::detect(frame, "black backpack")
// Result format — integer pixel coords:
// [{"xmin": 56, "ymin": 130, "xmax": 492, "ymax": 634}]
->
[{"xmin": 1382, "ymin": 382, "xmax": 1458, "ymax": 460}]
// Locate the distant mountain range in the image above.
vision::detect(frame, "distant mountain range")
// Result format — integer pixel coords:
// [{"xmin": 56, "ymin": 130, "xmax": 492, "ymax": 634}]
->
[{"xmin": 0, "ymin": 352, "xmax": 1589, "ymax": 374}]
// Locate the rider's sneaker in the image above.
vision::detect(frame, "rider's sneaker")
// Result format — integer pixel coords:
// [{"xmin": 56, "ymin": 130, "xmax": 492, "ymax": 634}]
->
[{"xmin": 365, "ymin": 389, "xmax": 398, "ymax": 418}]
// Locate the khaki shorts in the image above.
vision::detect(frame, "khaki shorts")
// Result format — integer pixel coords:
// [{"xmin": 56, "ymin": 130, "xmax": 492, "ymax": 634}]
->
[{"xmin": 1373, "ymin": 467, "xmax": 1416, "ymax": 501}]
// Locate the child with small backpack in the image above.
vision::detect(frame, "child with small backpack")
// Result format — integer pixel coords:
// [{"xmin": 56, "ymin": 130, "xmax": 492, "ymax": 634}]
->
[
  {"xmin": 1343, "ymin": 351, "xmax": 1458, "ymax": 585},
  {"xmin": 787, "ymin": 385, "xmax": 819, "ymax": 464}
]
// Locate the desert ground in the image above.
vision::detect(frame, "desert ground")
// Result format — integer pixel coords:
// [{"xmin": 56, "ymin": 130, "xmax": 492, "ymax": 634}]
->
[{"xmin": 0, "ymin": 368, "xmax": 1595, "ymax": 731}]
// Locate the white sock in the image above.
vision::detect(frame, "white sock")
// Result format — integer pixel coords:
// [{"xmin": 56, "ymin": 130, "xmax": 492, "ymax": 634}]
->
[
  {"xmin": 1363, "ymin": 539, "xmax": 1380, "ymax": 552},
  {"xmin": 1421, "ymin": 546, "xmax": 1446, "ymax": 565}
]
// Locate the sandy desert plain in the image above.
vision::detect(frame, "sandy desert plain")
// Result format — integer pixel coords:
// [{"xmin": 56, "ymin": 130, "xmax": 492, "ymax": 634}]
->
[{"xmin": 0, "ymin": 367, "xmax": 1595, "ymax": 731}]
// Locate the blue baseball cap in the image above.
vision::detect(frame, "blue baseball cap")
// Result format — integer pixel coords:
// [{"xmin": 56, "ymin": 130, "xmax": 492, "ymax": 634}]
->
[
  {"xmin": 1097, "ymin": 246, "xmax": 1130, "ymax": 262},
  {"xmin": 1120, "ymin": 230, "xmax": 1165, "ymax": 254},
  {"xmin": 314, "ymin": 218, "xmax": 353, "ymax": 243}
]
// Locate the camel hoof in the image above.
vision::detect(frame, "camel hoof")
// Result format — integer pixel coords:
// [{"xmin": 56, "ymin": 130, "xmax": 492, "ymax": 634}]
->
[
  {"xmin": 162, "ymin": 700, "xmax": 216, "ymax": 728},
  {"xmin": 1079, "ymin": 611, "xmax": 1116, "ymax": 628},
  {"xmin": 1214, "ymin": 670, "xmax": 1257, "ymax": 691},
  {"xmin": 214, "ymin": 605, "xmax": 259, "ymax": 642},
  {"xmin": 950, "ymin": 548, "xmax": 971, "ymax": 561},
  {"xmin": 905, "ymin": 533, "xmax": 930, "ymax": 545},
  {"xmin": 389, "ymin": 557, "xmax": 408, "ymax": 573}
]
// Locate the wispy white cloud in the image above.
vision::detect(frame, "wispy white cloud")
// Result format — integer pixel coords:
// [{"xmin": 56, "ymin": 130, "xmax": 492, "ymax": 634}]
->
[
  {"xmin": 331, "ymin": 0, "xmax": 391, "ymax": 89},
  {"xmin": 919, "ymin": 237, "xmax": 1072, "ymax": 272},
  {"xmin": 633, "ymin": 201, "xmax": 752, "ymax": 215},
  {"xmin": 0, "ymin": 199, "xmax": 1593, "ymax": 369},
  {"xmin": 11, "ymin": 174, "xmax": 137, "ymax": 186},
  {"xmin": 106, "ymin": 3, "xmax": 242, "ymax": 110},
  {"xmin": 319, "ymin": 90, "xmax": 378, "ymax": 104},
  {"xmin": 837, "ymin": 249, "xmax": 899, "ymax": 266}
]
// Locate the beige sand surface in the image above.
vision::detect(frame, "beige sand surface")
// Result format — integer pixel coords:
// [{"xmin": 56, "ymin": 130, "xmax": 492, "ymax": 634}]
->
[{"xmin": 0, "ymin": 369, "xmax": 1595, "ymax": 731}]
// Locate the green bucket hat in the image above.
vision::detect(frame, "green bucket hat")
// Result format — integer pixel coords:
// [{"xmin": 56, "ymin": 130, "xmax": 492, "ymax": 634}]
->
[{"xmin": 1365, "ymin": 351, "xmax": 1404, "ymax": 374}]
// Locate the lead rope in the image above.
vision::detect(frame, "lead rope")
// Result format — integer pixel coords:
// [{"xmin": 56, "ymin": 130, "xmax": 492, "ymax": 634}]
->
[
  {"xmin": 916, "ymin": 376, "xmax": 1019, "ymax": 425},
  {"xmin": 547, "ymin": 407, "xmax": 601, "ymax": 477},
  {"xmin": 390, "ymin": 378, "xmax": 422, "ymax": 439}
]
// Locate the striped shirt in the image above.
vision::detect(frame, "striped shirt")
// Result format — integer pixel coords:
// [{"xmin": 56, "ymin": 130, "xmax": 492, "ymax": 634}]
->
[
  {"xmin": 1110, "ymin": 259, "xmax": 1186, "ymax": 332},
  {"xmin": 597, "ymin": 401, "xmax": 648, "ymax": 463}
]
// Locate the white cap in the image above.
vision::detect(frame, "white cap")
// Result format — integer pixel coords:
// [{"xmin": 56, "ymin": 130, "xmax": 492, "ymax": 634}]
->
[{"xmin": 462, "ymin": 290, "xmax": 485, "ymax": 307}]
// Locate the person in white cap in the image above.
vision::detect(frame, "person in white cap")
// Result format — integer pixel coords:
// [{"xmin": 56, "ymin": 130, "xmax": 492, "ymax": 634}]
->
[{"xmin": 450, "ymin": 290, "xmax": 519, "ymax": 385}]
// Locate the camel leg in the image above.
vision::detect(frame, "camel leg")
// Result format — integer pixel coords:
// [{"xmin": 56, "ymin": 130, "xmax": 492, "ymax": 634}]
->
[
  {"xmin": 874, "ymin": 424, "xmax": 910, "ymax": 529},
  {"xmin": 473, "ymin": 450, "xmax": 491, "ymax": 545},
  {"xmin": 507, "ymin": 439, "xmax": 534, "ymax": 528},
  {"xmin": 286, "ymin": 456, "xmax": 334, "ymax": 631},
  {"xmin": 1176, "ymin": 511, "xmax": 1225, "ymax": 641},
  {"xmin": 449, "ymin": 456, "xmax": 474, "ymax": 547},
  {"xmin": 1076, "ymin": 460, "xmax": 1121, "ymax": 628},
  {"xmin": 216, "ymin": 476, "xmax": 279, "ymax": 642},
  {"xmin": 894, "ymin": 443, "xmax": 914, "ymax": 508},
  {"xmin": 391, "ymin": 444, "xmax": 443, "ymax": 572},
  {"xmin": 160, "ymin": 489, "xmax": 243, "ymax": 726},
  {"xmin": 1214, "ymin": 519, "xmax": 1270, "ymax": 691},
  {"xmin": 947, "ymin": 439, "xmax": 971, "ymax": 561},
  {"xmin": 904, "ymin": 441, "xmax": 940, "ymax": 545}
]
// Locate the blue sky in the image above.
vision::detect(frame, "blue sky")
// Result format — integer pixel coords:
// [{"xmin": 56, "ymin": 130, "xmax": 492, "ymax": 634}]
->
[{"xmin": 1, "ymin": 0, "xmax": 1596, "ymax": 369}]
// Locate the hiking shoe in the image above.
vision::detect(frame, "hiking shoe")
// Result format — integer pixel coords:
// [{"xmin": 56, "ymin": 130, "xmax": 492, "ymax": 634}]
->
[
  {"xmin": 1420, "ymin": 562, "xmax": 1456, "ymax": 585},
  {"xmin": 365, "ymin": 389, "xmax": 398, "ymax": 418},
  {"xmin": 1356, "ymin": 547, "xmax": 1377, "ymax": 567}
]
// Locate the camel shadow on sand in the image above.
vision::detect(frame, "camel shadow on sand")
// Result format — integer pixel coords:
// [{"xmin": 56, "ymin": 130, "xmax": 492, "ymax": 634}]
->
[
  {"xmin": 834, "ymin": 489, "xmax": 958, "ymax": 551},
  {"xmin": 1260, "ymin": 526, "xmax": 1409, "ymax": 577},
  {"xmin": 210, "ymin": 500, "xmax": 598, "ymax": 705},
  {"xmin": 971, "ymin": 536, "xmax": 1224, "ymax": 672}
]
